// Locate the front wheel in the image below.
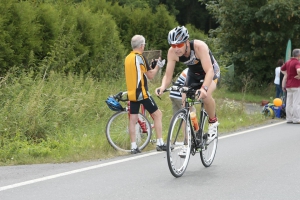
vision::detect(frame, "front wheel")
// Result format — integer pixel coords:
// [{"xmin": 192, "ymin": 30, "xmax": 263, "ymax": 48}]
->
[
  {"xmin": 200, "ymin": 115, "xmax": 218, "ymax": 167},
  {"xmin": 167, "ymin": 109, "xmax": 191, "ymax": 177},
  {"xmin": 105, "ymin": 111, "xmax": 152, "ymax": 152}
]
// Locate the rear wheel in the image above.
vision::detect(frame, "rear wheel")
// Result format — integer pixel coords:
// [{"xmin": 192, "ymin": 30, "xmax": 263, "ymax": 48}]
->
[
  {"xmin": 105, "ymin": 111, "xmax": 152, "ymax": 152},
  {"xmin": 167, "ymin": 110, "xmax": 191, "ymax": 177},
  {"xmin": 200, "ymin": 113, "xmax": 218, "ymax": 167}
]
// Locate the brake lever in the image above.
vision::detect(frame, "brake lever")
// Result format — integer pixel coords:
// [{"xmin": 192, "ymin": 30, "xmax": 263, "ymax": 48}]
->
[
  {"xmin": 196, "ymin": 90, "xmax": 201, "ymax": 99},
  {"xmin": 156, "ymin": 89, "xmax": 162, "ymax": 100}
]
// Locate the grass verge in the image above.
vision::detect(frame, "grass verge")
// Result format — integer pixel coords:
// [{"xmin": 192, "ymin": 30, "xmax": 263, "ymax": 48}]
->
[{"xmin": 0, "ymin": 72, "xmax": 274, "ymax": 165}]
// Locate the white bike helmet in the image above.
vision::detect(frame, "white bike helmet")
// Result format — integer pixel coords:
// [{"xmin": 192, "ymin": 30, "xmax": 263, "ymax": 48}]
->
[{"xmin": 168, "ymin": 26, "xmax": 189, "ymax": 45}]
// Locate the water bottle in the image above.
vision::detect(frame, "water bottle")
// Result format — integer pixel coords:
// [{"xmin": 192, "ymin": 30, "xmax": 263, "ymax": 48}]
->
[{"xmin": 190, "ymin": 112, "xmax": 199, "ymax": 131}]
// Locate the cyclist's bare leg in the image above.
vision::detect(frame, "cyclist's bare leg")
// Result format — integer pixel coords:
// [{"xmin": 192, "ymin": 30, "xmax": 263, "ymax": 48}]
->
[{"xmin": 203, "ymin": 80, "xmax": 217, "ymax": 119}]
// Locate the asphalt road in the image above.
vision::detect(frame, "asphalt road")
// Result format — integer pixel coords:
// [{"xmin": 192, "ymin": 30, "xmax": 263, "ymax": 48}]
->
[{"xmin": 1, "ymin": 120, "xmax": 300, "ymax": 200}]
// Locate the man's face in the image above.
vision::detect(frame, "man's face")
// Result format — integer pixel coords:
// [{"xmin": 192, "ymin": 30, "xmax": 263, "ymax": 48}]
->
[
  {"xmin": 171, "ymin": 42, "xmax": 186, "ymax": 56},
  {"xmin": 141, "ymin": 43, "xmax": 146, "ymax": 49}
]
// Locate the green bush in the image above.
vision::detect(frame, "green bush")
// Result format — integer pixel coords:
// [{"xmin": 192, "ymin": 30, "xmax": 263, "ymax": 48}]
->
[{"xmin": 0, "ymin": 0, "xmax": 126, "ymax": 80}]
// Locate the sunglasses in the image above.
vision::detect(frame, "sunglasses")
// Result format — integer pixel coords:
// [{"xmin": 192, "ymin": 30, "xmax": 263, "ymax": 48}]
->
[{"xmin": 171, "ymin": 43, "xmax": 185, "ymax": 48}]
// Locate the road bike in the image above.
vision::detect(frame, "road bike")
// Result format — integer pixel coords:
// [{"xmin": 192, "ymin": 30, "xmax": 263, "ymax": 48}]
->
[
  {"xmin": 105, "ymin": 91, "xmax": 155, "ymax": 152},
  {"xmin": 163, "ymin": 82, "xmax": 218, "ymax": 177}
]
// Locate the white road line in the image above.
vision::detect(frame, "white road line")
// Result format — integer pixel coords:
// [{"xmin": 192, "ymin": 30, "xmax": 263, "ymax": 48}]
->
[
  {"xmin": 0, "ymin": 152, "xmax": 160, "ymax": 191},
  {"xmin": 220, "ymin": 121, "xmax": 286, "ymax": 139},
  {"xmin": 0, "ymin": 121, "xmax": 286, "ymax": 191}
]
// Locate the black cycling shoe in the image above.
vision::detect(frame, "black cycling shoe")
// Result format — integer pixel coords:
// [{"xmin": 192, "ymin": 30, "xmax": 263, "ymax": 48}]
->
[
  {"xmin": 131, "ymin": 147, "xmax": 141, "ymax": 154},
  {"xmin": 156, "ymin": 144, "xmax": 174, "ymax": 151}
]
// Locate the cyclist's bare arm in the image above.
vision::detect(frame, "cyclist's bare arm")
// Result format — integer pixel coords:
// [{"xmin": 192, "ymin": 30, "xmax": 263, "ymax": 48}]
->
[
  {"xmin": 194, "ymin": 40, "xmax": 214, "ymax": 84},
  {"xmin": 193, "ymin": 40, "xmax": 215, "ymax": 99}
]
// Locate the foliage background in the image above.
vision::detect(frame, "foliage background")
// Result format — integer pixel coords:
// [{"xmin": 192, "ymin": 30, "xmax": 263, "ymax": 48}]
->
[
  {"xmin": 1, "ymin": 0, "xmax": 299, "ymax": 88},
  {"xmin": 204, "ymin": 0, "xmax": 300, "ymax": 91}
]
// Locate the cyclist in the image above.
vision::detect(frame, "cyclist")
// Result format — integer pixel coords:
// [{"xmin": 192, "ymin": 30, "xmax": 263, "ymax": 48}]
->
[
  {"xmin": 125, "ymin": 34, "xmax": 167, "ymax": 154},
  {"xmin": 156, "ymin": 26, "xmax": 220, "ymax": 144}
]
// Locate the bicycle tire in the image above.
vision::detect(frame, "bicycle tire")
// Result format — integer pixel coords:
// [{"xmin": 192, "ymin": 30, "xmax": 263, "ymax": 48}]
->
[
  {"xmin": 166, "ymin": 109, "xmax": 191, "ymax": 177},
  {"xmin": 105, "ymin": 111, "xmax": 152, "ymax": 152},
  {"xmin": 199, "ymin": 112, "xmax": 218, "ymax": 167}
]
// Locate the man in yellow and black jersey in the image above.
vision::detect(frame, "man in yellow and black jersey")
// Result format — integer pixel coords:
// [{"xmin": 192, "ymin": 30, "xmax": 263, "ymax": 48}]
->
[
  {"xmin": 125, "ymin": 44, "xmax": 151, "ymax": 101},
  {"xmin": 125, "ymin": 35, "xmax": 167, "ymax": 154}
]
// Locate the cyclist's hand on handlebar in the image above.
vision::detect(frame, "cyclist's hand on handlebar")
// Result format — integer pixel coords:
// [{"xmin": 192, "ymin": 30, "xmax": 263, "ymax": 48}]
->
[
  {"xmin": 196, "ymin": 88, "xmax": 207, "ymax": 100},
  {"xmin": 155, "ymin": 87, "xmax": 165, "ymax": 96}
]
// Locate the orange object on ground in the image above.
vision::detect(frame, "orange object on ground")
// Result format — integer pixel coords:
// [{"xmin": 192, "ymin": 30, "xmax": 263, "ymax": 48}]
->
[{"xmin": 273, "ymin": 98, "xmax": 282, "ymax": 107}]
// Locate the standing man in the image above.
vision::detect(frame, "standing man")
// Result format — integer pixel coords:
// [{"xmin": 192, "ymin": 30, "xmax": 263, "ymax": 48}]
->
[
  {"xmin": 125, "ymin": 35, "xmax": 167, "ymax": 154},
  {"xmin": 156, "ymin": 26, "xmax": 220, "ymax": 143},
  {"xmin": 281, "ymin": 49, "xmax": 300, "ymax": 124}
]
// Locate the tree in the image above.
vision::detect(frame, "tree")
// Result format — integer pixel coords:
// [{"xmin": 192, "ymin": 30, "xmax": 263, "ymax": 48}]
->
[
  {"xmin": 174, "ymin": 0, "xmax": 218, "ymax": 33},
  {"xmin": 205, "ymin": 0, "xmax": 300, "ymax": 90}
]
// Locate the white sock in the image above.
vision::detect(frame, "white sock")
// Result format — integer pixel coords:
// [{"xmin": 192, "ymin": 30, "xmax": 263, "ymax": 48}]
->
[
  {"xmin": 131, "ymin": 142, "xmax": 137, "ymax": 149},
  {"xmin": 156, "ymin": 138, "xmax": 164, "ymax": 146}
]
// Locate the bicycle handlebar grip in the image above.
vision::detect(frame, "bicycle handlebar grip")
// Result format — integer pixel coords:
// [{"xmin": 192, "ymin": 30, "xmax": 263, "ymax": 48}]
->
[
  {"xmin": 156, "ymin": 88, "xmax": 168, "ymax": 94},
  {"xmin": 179, "ymin": 87, "xmax": 189, "ymax": 93},
  {"xmin": 170, "ymin": 86, "xmax": 179, "ymax": 91},
  {"xmin": 114, "ymin": 91, "xmax": 123, "ymax": 99}
]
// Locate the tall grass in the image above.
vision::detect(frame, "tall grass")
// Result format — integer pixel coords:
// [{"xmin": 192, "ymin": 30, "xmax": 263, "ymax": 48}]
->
[{"xmin": 0, "ymin": 71, "xmax": 270, "ymax": 165}]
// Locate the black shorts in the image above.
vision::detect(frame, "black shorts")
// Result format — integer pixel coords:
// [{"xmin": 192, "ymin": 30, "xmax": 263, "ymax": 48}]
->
[
  {"xmin": 185, "ymin": 71, "xmax": 218, "ymax": 88},
  {"xmin": 185, "ymin": 71, "xmax": 205, "ymax": 87},
  {"xmin": 129, "ymin": 96, "xmax": 158, "ymax": 114}
]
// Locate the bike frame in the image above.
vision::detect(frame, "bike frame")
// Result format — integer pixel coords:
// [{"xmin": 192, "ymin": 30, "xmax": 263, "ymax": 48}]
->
[
  {"xmin": 166, "ymin": 82, "xmax": 208, "ymax": 151},
  {"xmin": 183, "ymin": 98, "xmax": 207, "ymax": 154}
]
